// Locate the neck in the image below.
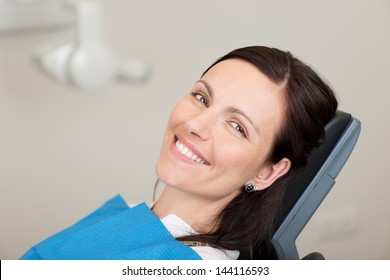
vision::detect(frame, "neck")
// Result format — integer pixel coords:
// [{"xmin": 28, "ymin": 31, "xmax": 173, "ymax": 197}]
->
[{"xmin": 152, "ymin": 185, "xmax": 236, "ymax": 234}]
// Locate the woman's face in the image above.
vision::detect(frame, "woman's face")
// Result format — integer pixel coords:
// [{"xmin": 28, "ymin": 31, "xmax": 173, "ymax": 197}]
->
[{"xmin": 156, "ymin": 59, "xmax": 286, "ymax": 203}]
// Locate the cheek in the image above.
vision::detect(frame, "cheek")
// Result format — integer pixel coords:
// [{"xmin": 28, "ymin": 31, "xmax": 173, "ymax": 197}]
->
[{"xmin": 213, "ymin": 140, "xmax": 265, "ymax": 178}]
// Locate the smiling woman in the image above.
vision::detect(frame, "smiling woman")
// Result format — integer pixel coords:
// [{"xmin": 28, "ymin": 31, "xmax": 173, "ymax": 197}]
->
[
  {"xmin": 154, "ymin": 46, "xmax": 337, "ymax": 259},
  {"xmin": 19, "ymin": 46, "xmax": 338, "ymax": 260}
]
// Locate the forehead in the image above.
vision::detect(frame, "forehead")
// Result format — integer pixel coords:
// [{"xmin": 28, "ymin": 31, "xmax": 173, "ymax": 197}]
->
[
  {"xmin": 200, "ymin": 59, "xmax": 286, "ymax": 128},
  {"xmin": 202, "ymin": 59, "xmax": 279, "ymax": 91}
]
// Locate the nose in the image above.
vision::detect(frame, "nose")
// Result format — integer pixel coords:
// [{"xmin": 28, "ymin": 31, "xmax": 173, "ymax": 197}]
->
[{"xmin": 185, "ymin": 109, "xmax": 214, "ymax": 141}]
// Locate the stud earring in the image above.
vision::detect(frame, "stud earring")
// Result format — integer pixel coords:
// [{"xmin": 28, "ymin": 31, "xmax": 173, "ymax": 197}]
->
[{"xmin": 245, "ymin": 183, "xmax": 257, "ymax": 193}]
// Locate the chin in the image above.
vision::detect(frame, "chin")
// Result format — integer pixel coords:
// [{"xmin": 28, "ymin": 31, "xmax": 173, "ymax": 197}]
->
[{"xmin": 155, "ymin": 155, "xmax": 175, "ymax": 186}]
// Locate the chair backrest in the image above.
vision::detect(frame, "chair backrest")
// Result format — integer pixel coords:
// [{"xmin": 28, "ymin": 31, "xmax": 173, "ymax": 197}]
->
[{"xmin": 270, "ymin": 110, "xmax": 361, "ymax": 259}]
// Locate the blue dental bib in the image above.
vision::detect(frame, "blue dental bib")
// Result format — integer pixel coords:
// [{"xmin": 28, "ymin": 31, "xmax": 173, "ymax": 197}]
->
[{"xmin": 20, "ymin": 195, "xmax": 201, "ymax": 260}]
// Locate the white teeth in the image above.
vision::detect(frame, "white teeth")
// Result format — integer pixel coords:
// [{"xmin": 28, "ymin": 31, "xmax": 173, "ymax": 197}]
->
[
  {"xmin": 175, "ymin": 139, "xmax": 206, "ymax": 165},
  {"xmin": 186, "ymin": 150, "xmax": 193, "ymax": 158}
]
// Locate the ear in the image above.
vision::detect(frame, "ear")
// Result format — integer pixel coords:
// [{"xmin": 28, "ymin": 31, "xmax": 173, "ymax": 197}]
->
[{"xmin": 252, "ymin": 158, "xmax": 291, "ymax": 191}]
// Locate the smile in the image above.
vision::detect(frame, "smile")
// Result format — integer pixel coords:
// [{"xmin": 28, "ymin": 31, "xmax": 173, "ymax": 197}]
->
[{"xmin": 175, "ymin": 138, "xmax": 208, "ymax": 165}]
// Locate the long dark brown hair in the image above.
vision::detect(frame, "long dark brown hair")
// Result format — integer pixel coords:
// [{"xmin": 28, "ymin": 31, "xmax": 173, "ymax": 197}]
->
[{"xmin": 177, "ymin": 46, "xmax": 338, "ymax": 259}]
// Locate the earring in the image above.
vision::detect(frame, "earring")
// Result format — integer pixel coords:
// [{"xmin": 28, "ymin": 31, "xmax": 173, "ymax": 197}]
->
[{"xmin": 245, "ymin": 183, "xmax": 257, "ymax": 193}]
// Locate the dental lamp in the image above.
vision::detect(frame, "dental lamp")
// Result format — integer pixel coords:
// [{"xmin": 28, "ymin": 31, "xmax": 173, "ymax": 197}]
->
[{"xmin": 33, "ymin": 0, "xmax": 149, "ymax": 91}]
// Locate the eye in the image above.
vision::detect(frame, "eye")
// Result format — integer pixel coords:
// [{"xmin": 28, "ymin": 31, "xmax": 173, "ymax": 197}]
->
[
  {"xmin": 191, "ymin": 92, "xmax": 209, "ymax": 107},
  {"xmin": 230, "ymin": 122, "xmax": 247, "ymax": 137}
]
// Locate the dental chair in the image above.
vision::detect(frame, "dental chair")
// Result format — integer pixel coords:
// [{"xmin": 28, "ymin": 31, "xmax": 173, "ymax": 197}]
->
[{"xmin": 269, "ymin": 110, "xmax": 361, "ymax": 260}]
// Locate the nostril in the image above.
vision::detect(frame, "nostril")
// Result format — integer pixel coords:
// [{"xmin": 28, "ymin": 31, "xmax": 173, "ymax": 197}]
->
[{"xmin": 190, "ymin": 130, "xmax": 201, "ymax": 137}]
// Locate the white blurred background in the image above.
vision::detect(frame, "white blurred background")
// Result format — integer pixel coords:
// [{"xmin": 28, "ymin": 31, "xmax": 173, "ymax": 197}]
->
[{"xmin": 0, "ymin": 0, "xmax": 389, "ymax": 259}]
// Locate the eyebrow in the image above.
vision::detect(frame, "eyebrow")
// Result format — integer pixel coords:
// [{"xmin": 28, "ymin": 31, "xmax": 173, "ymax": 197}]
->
[
  {"xmin": 227, "ymin": 106, "xmax": 259, "ymax": 134},
  {"xmin": 195, "ymin": 80, "xmax": 258, "ymax": 135},
  {"xmin": 196, "ymin": 80, "xmax": 214, "ymax": 99}
]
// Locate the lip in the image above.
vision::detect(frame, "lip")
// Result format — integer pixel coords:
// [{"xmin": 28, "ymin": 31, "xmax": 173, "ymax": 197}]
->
[{"xmin": 169, "ymin": 135, "xmax": 210, "ymax": 165}]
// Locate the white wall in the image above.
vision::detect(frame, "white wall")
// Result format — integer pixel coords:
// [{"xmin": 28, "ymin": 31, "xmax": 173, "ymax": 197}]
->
[{"xmin": 0, "ymin": 0, "xmax": 389, "ymax": 259}]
